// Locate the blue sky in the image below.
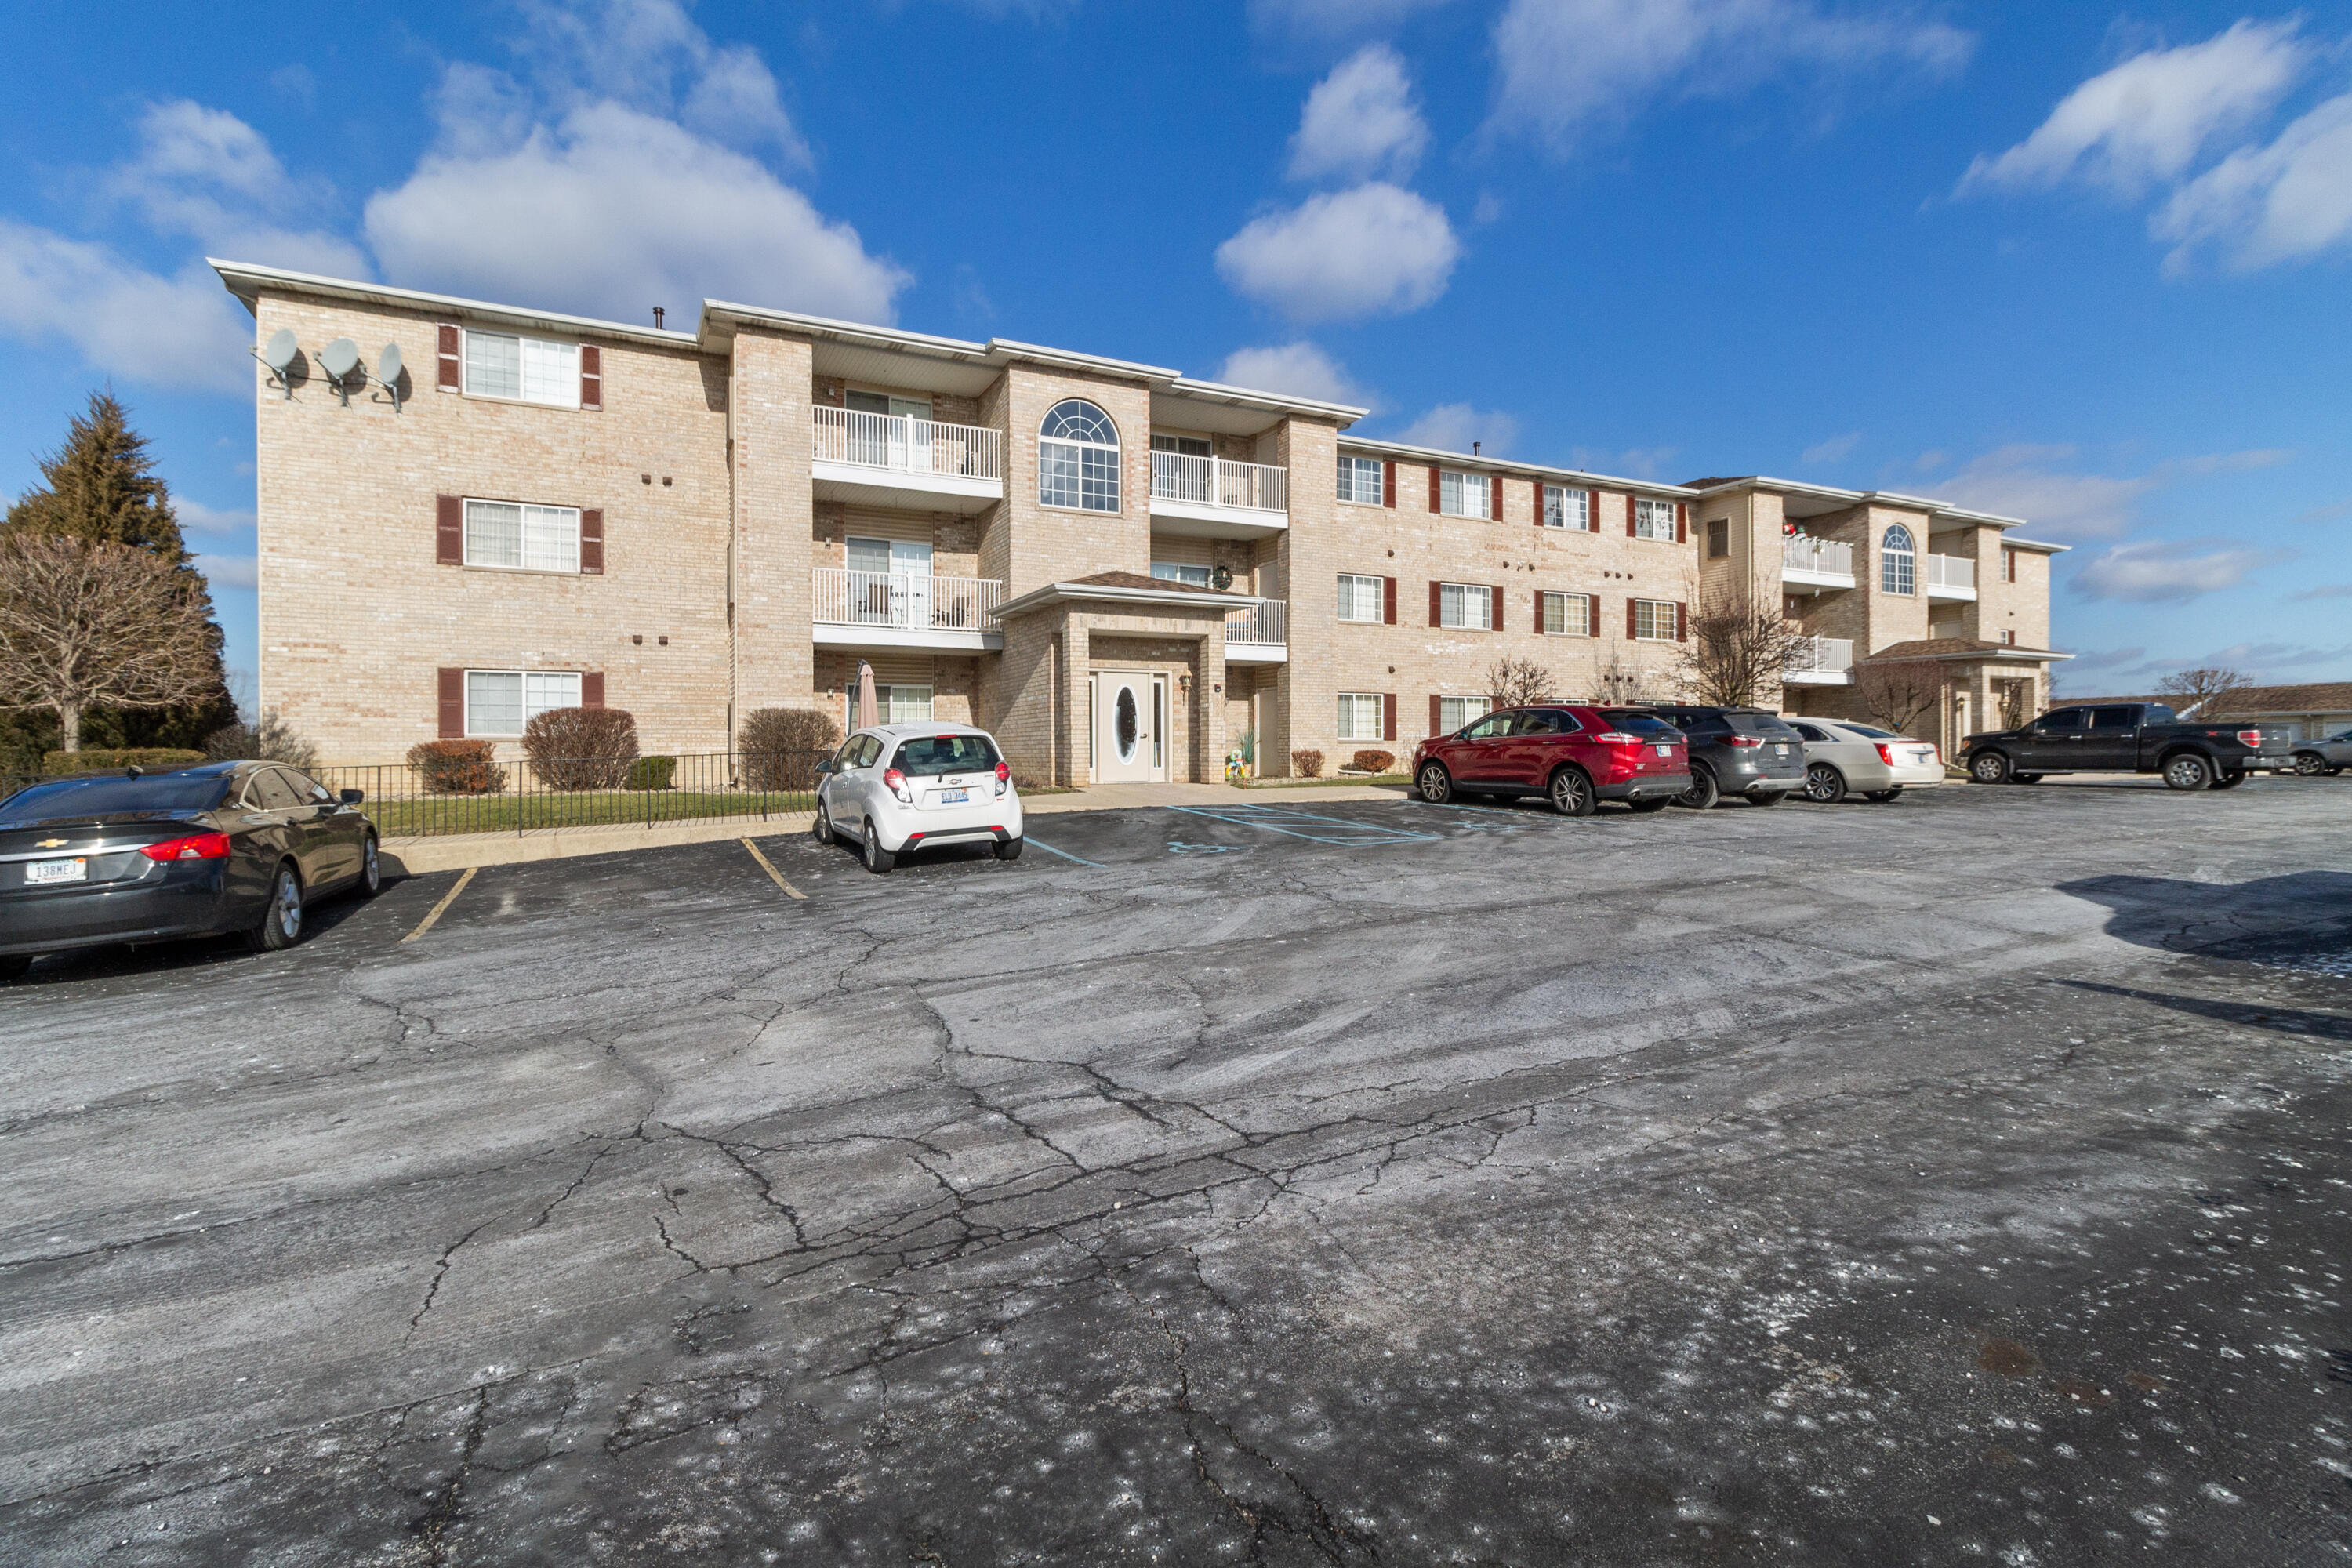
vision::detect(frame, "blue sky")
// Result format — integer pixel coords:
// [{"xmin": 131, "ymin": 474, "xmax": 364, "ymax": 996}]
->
[{"xmin": 3, "ymin": 0, "xmax": 2347, "ymax": 702}]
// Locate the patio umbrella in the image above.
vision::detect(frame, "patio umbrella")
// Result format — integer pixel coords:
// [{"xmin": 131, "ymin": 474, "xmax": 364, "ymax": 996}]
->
[{"xmin": 857, "ymin": 661, "xmax": 880, "ymax": 731}]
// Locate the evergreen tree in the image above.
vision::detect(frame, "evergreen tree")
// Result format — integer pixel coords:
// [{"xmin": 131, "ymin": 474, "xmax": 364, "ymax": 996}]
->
[{"xmin": 2, "ymin": 390, "xmax": 235, "ymax": 760}]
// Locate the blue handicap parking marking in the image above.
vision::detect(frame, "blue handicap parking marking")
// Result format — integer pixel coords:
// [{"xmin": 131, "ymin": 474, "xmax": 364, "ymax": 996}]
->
[{"xmin": 1166, "ymin": 804, "xmax": 1440, "ymax": 846}]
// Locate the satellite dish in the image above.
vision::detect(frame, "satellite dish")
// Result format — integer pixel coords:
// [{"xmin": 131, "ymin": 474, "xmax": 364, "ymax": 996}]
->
[
  {"xmin": 318, "ymin": 338, "xmax": 359, "ymax": 380},
  {"xmin": 261, "ymin": 328, "xmax": 298, "ymax": 373},
  {"xmin": 377, "ymin": 343, "xmax": 402, "ymax": 385}
]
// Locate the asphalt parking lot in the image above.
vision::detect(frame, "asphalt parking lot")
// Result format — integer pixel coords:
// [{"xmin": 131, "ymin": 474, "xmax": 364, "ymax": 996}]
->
[{"xmin": 3, "ymin": 776, "xmax": 2350, "ymax": 1565}]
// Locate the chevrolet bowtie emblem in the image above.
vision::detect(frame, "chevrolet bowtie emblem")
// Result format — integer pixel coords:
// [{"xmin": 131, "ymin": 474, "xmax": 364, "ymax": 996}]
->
[{"xmin": 34, "ymin": 839, "xmax": 67, "ymax": 848}]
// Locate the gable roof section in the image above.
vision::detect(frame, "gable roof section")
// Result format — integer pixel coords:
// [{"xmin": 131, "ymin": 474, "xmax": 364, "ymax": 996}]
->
[{"xmin": 2205, "ymin": 681, "xmax": 2352, "ymax": 716}]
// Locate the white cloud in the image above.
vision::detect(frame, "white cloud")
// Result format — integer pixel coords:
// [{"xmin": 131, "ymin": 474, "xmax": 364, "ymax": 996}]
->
[
  {"xmin": 1290, "ymin": 45, "xmax": 1428, "ymax": 183},
  {"xmin": 195, "ymin": 553, "xmax": 260, "ymax": 591},
  {"xmin": 1490, "ymin": 0, "xmax": 1972, "ymax": 154},
  {"xmin": 178, "ymin": 499, "xmax": 256, "ymax": 539},
  {"xmin": 1250, "ymin": 0, "xmax": 1454, "ymax": 42},
  {"xmin": 2072, "ymin": 539, "xmax": 2281, "ymax": 603},
  {"xmin": 1959, "ymin": 20, "xmax": 2310, "ymax": 196},
  {"xmin": 1934, "ymin": 443, "xmax": 2287, "ymax": 541},
  {"xmin": 1217, "ymin": 343, "xmax": 1370, "ymax": 406},
  {"xmin": 101, "ymin": 100, "xmax": 368, "ymax": 278},
  {"xmin": 1397, "ymin": 402, "xmax": 1519, "ymax": 456},
  {"xmin": 365, "ymin": 100, "xmax": 908, "ymax": 325},
  {"xmin": 0, "ymin": 221, "xmax": 251, "ymax": 394},
  {"xmin": 513, "ymin": 0, "xmax": 806, "ymax": 160},
  {"xmin": 1802, "ymin": 431, "xmax": 1860, "ymax": 465},
  {"xmin": 2289, "ymin": 583, "xmax": 2352, "ymax": 601},
  {"xmin": 2156, "ymin": 89, "xmax": 2352, "ymax": 272},
  {"xmin": 1216, "ymin": 183, "xmax": 1459, "ymax": 321}
]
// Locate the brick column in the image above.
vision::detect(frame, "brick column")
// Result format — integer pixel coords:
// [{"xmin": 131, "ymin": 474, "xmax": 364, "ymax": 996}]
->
[
  {"xmin": 1270, "ymin": 415, "xmax": 1339, "ymax": 778},
  {"xmin": 729, "ymin": 329, "xmax": 816, "ymax": 739},
  {"xmin": 1196, "ymin": 629, "xmax": 1227, "ymax": 783}
]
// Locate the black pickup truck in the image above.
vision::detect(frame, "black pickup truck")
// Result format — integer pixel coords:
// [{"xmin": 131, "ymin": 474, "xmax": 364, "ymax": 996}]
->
[{"xmin": 1962, "ymin": 702, "xmax": 2294, "ymax": 790}]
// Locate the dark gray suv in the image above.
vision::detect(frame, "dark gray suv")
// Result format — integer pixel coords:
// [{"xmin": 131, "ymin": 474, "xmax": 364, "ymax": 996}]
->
[{"xmin": 1645, "ymin": 705, "xmax": 1807, "ymax": 808}]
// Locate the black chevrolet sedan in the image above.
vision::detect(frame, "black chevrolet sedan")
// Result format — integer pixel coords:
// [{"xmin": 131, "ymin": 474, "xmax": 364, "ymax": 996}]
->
[{"xmin": 0, "ymin": 760, "xmax": 379, "ymax": 979}]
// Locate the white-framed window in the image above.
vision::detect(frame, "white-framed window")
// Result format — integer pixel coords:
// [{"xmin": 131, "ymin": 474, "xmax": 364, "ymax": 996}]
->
[
  {"xmin": 1540, "ymin": 590, "xmax": 1590, "ymax": 637},
  {"xmin": 465, "ymin": 670, "xmax": 582, "ymax": 736},
  {"xmin": 463, "ymin": 331, "xmax": 580, "ymax": 408},
  {"xmin": 1040, "ymin": 399, "xmax": 1120, "ymax": 513},
  {"xmin": 463, "ymin": 499, "xmax": 580, "ymax": 573},
  {"xmin": 1632, "ymin": 599, "xmax": 1680, "ymax": 641},
  {"xmin": 1543, "ymin": 485, "xmax": 1589, "ymax": 530},
  {"xmin": 1439, "ymin": 471, "xmax": 1493, "ymax": 518},
  {"xmin": 1437, "ymin": 695, "xmax": 1490, "ymax": 732},
  {"xmin": 1151, "ymin": 561, "xmax": 1214, "ymax": 587},
  {"xmin": 1882, "ymin": 524, "xmax": 1917, "ymax": 595},
  {"xmin": 1337, "ymin": 572, "xmax": 1385, "ymax": 622},
  {"xmin": 1439, "ymin": 582, "xmax": 1494, "ymax": 630},
  {"xmin": 1337, "ymin": 456, "xmax": 1384, "ymax": 506},
  {"xmin": 1634, "ymin": 497, "xmax": 1679, "ymax": 541},
  {"xmin": 885, "ymin": 684, "xmax": 935, "ymax": 723},
  {"xmin": 1337, "ymin": 692, "xmax": 1385, "ymax": 741}
]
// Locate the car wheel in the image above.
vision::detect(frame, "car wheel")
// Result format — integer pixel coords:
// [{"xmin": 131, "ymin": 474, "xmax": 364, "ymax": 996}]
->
[
  {"xmin": 993, "ymin": 837, "xmax": 1024, "ymax": 861},
  {"xmin": 813, "ymin": 799, "xmax": 837, "ymax": 846},
  {"xmin": 862, "ymin": 821, "xmax": 895, "ymax": 874},
  {"xmin": 1969, "ymin": 750, "xmax": 2011, "ymax": 785},
  {"xmin": 1804, "ymin": 763, "xmax": 1847, "ymax": 804},
  {"xmin": 2162, "ymin": 753, "xmax": 2213, "ymax": 791},
  {"xmin": 1417, "ymin": 762, "xmax": 1454, "ymax": 804},
  {"xmin": 248, "ymin": 861, "xmax": 305, "ymax": 952},
  {"xmin": 1547, "ymin": 767, "xmax": 1596, "ymax": 818},
  {"xmin": 358, "ymin": 834, "xmax": 382, "ymax": 897},
  {"xmin": 1627, "ymin": 797, "xmax": 1671, "ymax": 815},
  {"xmin": 2293, "ymin": 752, "xmax": 2328, "ymax": 776},
  {"xmin": 1674, "ymin": 768, "xmax": 1720, "ymax": 810},
  {"xmin": 1863, "ymin": 788, "xmax": 1903, "ymax": 803},
  {"xmin": 0, "ymin": 955, "xmax": 31, "ymax": 984},
  {"xmin": 1748, "ymin": 790, "xmax": 1787, "ymax": 808},
  {"xmin": 2210, "ymin": 769, "xmax": 2247, "ymax": 790}
]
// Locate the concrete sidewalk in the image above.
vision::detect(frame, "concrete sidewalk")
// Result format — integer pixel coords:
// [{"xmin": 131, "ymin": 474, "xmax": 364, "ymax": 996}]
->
[{"xmin": 378, "ymin": 780, "xmax": 1411, "ymax": 874}]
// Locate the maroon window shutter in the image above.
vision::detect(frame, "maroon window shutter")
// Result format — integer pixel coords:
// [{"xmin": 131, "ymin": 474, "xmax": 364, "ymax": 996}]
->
[
  {"xmin": 1588, "ymin": 488, "xmax": 1599, "ymax": 530},
  {"xmin": 1676, "ymin": 503, "xmax": 1688, "ymax": 543},
  {"xmin": 1428, "ymin": 466, "xmax": 1442, "ymax": 512},
  {"xmin": 579, "ymin": 344, "xmax": 603, "ymax": 412},
  {"xmin": 1627, "ymin": 598, "xmax": 1639, "ymax": 638},
  {"xmin": 437, "ymin": 325, "xmax": 461, "ymax": 391},
  {"xmin": 1585, "ymin": 593, "xmax": 1599, "ymax": 637},
  {"xmin": 436, "ymin": 495, "xmax": 463, "ymax": 564},
  {"xmin": 1428, "ymin": 579, "xmax": 1443, "ymax": 627},
  {"xmin": 1383, "ymin": 694, "xmax": 1397, "ymax": 742},
  {"xmin": 1624, "ymin": 495, "xmax": 1637, "ymax": 538},
  {"xmin": 1382, "ymin": 460, "xmax": 1396, "ymax": 508},
  {"xmin": 1429, "ymin": 694, "xmax": 1442, "ymax": 735},
  {"xmin": 579, "ymin": 508, "xmax": 604, "ymax": 574},
  {"xmin": 1383, "ymin": 575, "xmax": 1397, "ymax": 624},
  {"xmin": 1534, "ymin": 480, "xmax": 1546, "ymax": 528},
  {"xmin": 1676, "ymin": 602, "xmax": 1689, "ymax": 642},
  {"xmin": 1490, "ymin": 586, "xmax": 1504, "ymax": 630},
  {"xmin": 1489, "ymin": 477, "xmax": 1503, "ymax": 521},
  {"xmin": 581, "ymin": 672, "xmax": 605, "ymax": 708},
  {"xmin": 437, "ymin": 668, "xmax": 464, "ymax": 737},
  {"xmin": 1534, "ymin": 588, "xmax": 1544, "ymax": 632}
]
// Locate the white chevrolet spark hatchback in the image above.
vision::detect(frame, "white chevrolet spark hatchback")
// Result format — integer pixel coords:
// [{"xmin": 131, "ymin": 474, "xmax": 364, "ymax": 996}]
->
[{"xmin": 813, "ymin": 724, "xmax": 1024, "ymax": 873}]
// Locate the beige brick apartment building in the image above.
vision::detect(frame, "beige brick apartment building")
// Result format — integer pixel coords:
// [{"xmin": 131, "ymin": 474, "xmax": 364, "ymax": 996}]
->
[{"xmin": 215, "ymin": 260, "xmax": 2065, "ymax": 780}]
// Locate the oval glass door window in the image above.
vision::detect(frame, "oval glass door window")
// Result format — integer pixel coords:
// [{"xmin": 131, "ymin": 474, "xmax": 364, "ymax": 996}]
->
[{"xmin": 1116, "ymin": 688, "xmax": 1139, "ymax": 763}]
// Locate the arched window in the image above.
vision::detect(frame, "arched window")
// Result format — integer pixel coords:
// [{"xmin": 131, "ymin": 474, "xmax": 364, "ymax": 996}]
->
[
  {"xmin": 1881, "ymin": 523, "xmax": 1916, "ymax": 595},
  {"xmin": 1040, "ymin": 399, "xmax": 1120, "ymax": 513}
]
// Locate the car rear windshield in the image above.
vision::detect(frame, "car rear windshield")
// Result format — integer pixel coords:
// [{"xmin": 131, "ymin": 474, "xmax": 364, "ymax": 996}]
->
[
  {"xmin": 891, "ymin": 735, "xmax": 1000, "ymax": 777},
  {"xmin": 1840, "ymin": 722, "xmax": 1897, "ymax": 739},
  {"xmin": 0, "ymin": 773, "xmax": 230, "ymax": 826},
  {"xmin": 1727, "ymin": 713, "xmax": 1802, "ymax": 739},
  {"xmin": 1600, "ymin": 712, "xmax": 1682, "ymax": 738}
]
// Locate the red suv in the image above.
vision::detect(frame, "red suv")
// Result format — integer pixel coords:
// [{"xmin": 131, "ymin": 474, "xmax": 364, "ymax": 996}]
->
[{"xmin": 1411, "ymin": 705, "xmax": 1691, "ymax": 815}]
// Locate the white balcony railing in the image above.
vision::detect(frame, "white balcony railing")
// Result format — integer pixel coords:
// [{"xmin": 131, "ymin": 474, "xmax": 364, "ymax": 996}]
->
[
  {"xmin": 1783, "ymin": 536, "xmax": 1855, "ymax": 577},
  {"xmin": 1225, "ymin": 597, "xmax": 1287, "ymax": 645},
  {"xmin": 1784, "ymin": 635, "xmax": 1856, "ymax": 676},
  {"xmin": 1925, "ymin": 554, "xmax": 1976, "ymax": 592},
  {"xmin": 811, "ymin": 407, "xmax": 1004, "ymax": 482},
  {"xmin": 1151, "ymin": 451, "xmax": 1288, "ymax": 514},
  {"xmin": 811, "ymin": 568, "xmax": 1006, "ymax": 633}
]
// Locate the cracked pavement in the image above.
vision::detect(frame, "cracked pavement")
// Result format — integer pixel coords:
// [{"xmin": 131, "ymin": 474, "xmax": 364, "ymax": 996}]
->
[{"xmin": 2, "ymin": 779, "xmax": 2350, "ymax": 1563}]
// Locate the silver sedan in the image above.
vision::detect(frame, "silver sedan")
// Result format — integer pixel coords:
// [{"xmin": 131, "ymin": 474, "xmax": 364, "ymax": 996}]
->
[
  {"xmin": 1790, "ymin": 718, "xmax": 1945, "ymax": 804},
  {"xmin": 2287, "ymin": 729, "xmax": 2350, "ymax": 776}
]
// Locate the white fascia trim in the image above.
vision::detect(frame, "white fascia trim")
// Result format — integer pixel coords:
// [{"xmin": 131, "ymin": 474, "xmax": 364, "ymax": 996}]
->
[
  {"xmin": 1999, "ymin": 536, "xmax": 2071, "ymax": 554},
  {"xmin": 1867, "ymin": 647, "xmax": 2074, "ymax": 664},
  {"xmin": 996, "ymin": 581, "xmax": 1246, "ymax": 619},
  {"xmin": 984, "ymin": 337, "xmax": 1180, "ymax": 381},
  {"xmin": 1160, "ymin": 376, "xmax": 1369, "ymax": 423},
  {"xmin": 210, "ymin": 260, "xmax": 700, "ymax": 350},
  {"xmin": 699, "ymin": 299, "xmax": 993, "ymax": 365},
  {"xmin": 1695, "ymin": 474, "xmax": 2034, "ymax": 531},
  {"xmin": 1337, "ymin": 436, "xmax": 1698, "ymax": 497}
]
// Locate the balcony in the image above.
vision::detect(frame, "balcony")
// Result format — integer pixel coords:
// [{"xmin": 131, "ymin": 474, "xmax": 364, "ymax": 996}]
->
[
  {"xmin": 811, "ymin": 568, "xmax": 1006, "ymax": 652},
  {"xmin": 1783, "ymin": 634, "xmax": 1855, "ymax": 684},
  {"xmin": 811, "ymin": 408, "xmax": 1004, "ymax": 513},
  {"xmin": 1925, "ymin": 553, "xmax": 1977, "ymax": 601},
  {"xmin": 1223, "ymin": 597, "xmax": 1287, "ymax": 663},
  {"xmin": 1782, "ymin": 535, "xmax": 1856, "ymax": 594},
  {"xmin": 1149, "ymin": 452, "xmax": 1289, "ymax": 539}
]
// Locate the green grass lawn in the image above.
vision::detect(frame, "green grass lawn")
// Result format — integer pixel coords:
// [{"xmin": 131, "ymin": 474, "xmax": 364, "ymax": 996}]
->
[{"xmin": 364, "ymin": 787, "xmax": 815, "ymax": 838}]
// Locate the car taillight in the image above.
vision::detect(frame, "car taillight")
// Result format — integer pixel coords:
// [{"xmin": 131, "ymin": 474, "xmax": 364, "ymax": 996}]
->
[
  {"xmin": 139, "ymin": 832, "xmax": 231, "ymax": 862},
  {"xmin": 1720, "ymin": 735, "xmax": 1762, "ymax": 748},
  {"xmin": 883, "ymin": 768, "xmax": 913, "ymax": 804},
  {"xmin": 1875, "ymin": 743, "xmax": 1895, "ymax": 766},
  {"xmin": 994, "ymin": 760, "xmax": 1010, "ymax": 794},
  {"xmin": 2236, "ymin": 729, "xmax": 2263, "ymax": 746}
]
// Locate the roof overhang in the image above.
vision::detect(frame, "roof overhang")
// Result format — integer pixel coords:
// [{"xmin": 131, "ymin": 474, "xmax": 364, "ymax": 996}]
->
[
  {"xmin": 1691, "ymin": 475, "xmax": 2034, "ymax": 530},
  {"xmin": 1860, "ymin": 646, "xmax": 2074, "ymax": 665},
  {"xmin": 1999, "ymin": 536, "xmax": 2071, "ymax": 554},
  {"xmin": 211, "ymin": 260, "xmax": 700, "ymax": 350},
  {"xmin": 996, "ymin": 580, "xmax": 1247, "ymax": 619},
  {"xmin": 1336, "ymin": 435, "xmax": 1698, "ymax": 499}
]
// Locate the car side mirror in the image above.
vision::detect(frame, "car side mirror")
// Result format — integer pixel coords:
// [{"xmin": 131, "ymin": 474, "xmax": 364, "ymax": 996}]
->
[
  {"xmin": 339, "ymin": 788, "xmax": 365, "ymax": 804},
  {"xmin": 814, "ymin": 759, "xmax": 833, "ymax": 776}
]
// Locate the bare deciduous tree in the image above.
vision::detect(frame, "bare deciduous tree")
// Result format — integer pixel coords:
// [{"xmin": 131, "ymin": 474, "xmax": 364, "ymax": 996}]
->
[
  {"xmin": 1485, "ymin": 655, "xmax": 1558, "ymax": 710},
  {"xmin": 0, "ymin": 535, "xmax": 220, "ymax": 752},
  {"xmin": 1853, "ymin": 659, "xmax": 1945, "ymax": 738},
  {"xmin": 2155, "ymin": 666, "xmax": 2251, "ymax": 715},
  {"xmin": 1594, "ymin": 642, "xmax": 1650, "ymax": 705},
  {"xmin": 1679, "ymin": 586, "xmax": 1813, "ymax": 707}
]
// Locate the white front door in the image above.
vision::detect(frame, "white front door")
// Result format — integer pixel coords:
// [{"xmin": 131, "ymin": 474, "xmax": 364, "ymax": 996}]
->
[
  {"xmin": 1094, "ymin": 670, "xmax": 1156, "ymax": 782},
  {"xmin": 891, "ymin": 539, "xmax": 932, "ymax": 630}
]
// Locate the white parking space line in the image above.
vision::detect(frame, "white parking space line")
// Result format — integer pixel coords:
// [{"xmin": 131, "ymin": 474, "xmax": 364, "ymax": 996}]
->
[
  {"xmin": 1022, "ymin": 837, "xmax": 1102, "ymax": 867},
  {"xmin": 400, "ymin": 866, "xmax": 477, "ymax": 943},
  {"xmin": 742, "ymin": 839, "xmax": 808, "ymax": 900}
]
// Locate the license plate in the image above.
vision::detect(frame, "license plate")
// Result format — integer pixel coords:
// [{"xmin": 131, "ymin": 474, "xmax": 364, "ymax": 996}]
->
[
  {"xmin": 1773, "ymin": 744, "xmax": 1789, "ymax": 756},
  {"xmin": 936, "ymin": 788, "xmax": 969, "ymax": 804},
  {"xmin": 27, "ymin": 858, "xmax": 86, "ymax": 885},
  {"xmin": 1654, "ymin": 743, "xmax": 1672, "ymax": 757}
]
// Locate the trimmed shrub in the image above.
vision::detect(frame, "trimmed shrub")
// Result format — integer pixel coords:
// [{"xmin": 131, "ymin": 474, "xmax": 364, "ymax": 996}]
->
[
  {"xmin": 523, "ymin": 706, "xmax": 640, "ymax": 790},
  {"xmin": 1290, "ymin": 749, "xmax": 1324, "ymax": 779},
  {"xmin": 42, "ymin": 748, "xmax": 205, "ymax": 775},
  {"xmin": 202, "ymin": 710, "xmax": 319, "ymax": 771},
  {"xmin": 1350, "ymin": 750, "xmax": 1396, "ymax": 775},
  {"xmin": 741, "ymin": 707, "xmax": 840, "ymax": 792},
  {"xmin": 408, "ymin": 739, "xmax": 506, "ymax": 796},
  {"xmin": 626, "ymin": 754, "xmax": 677, "ymax": 791}
]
